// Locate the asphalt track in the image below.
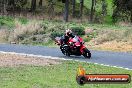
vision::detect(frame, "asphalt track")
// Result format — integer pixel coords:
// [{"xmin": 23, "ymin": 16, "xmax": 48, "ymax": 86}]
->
[{"xmin": 0, "ymin": 44, "xmax": 132, "ymax": 70}]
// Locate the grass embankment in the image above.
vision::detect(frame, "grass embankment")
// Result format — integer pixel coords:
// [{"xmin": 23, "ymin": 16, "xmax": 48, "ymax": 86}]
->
[
  {"xmin": 0, "ymin": 60, "xmax": 132, "ymax": 88},
  {"xmin": 86, "ymin": 25, "xmax": 132, "ymax": 52},
  {"xmin": 0, "ymin": 16, "xmax": 132, "ymax": 52}
]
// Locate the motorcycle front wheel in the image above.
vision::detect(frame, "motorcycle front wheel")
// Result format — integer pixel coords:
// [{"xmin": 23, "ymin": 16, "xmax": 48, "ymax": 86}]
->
[
  {"xmin": 60, "ymin": 45, "xmax": 70, "ymax": 56},
  {"xmin": 83, "ymin": 48, "xmax": 91, "ymax": 59}
]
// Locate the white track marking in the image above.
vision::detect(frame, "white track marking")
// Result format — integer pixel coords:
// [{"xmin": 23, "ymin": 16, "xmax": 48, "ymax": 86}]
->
[
  {"xmin": 0, "ymin": 51, "xmax": 73, "ymax": 61},
  {"xmin": 0, "ymin": 51, "xmax": 132, "ymax": 70}
]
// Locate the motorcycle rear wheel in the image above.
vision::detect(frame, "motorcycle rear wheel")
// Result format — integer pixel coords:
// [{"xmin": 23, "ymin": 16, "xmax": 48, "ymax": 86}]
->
[{"xmin": 83, "ymin": 48, "xmax": 91, "ymax": 59}]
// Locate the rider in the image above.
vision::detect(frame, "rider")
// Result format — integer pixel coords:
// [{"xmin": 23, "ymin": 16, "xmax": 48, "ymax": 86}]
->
[{"xmin": 61, "ymin": 29, "xmax": 75, "ymax": 45}]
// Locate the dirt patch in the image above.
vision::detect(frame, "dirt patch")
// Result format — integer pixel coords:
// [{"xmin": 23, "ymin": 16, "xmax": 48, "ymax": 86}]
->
[
  {"xmin": 88, "ymin": 41, "xmax": 132, "ymax": 52},
  {"xmin": 85, "ymin": 28, "xmax": 132, "ymax": 52},
  {"xmin": 0, "ymin": 53, "xmax": 61, "ymax": 67}
]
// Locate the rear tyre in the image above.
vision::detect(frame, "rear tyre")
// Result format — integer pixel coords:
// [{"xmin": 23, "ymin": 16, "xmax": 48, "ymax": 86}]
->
[{"xmin": 83, "ymin": 48, "xmax": 91, "ymax": 59}]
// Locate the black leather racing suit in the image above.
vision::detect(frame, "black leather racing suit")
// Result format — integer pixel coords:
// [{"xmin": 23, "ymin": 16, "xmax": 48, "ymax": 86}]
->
[{"xmin": 60, "ymin": 34, "xmax": 75, "ymax": 45}]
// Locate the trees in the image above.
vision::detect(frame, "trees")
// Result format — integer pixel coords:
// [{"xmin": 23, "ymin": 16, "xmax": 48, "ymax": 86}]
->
[
  {"xmin": 127, "ymin": 0, "xmax": 132, "ymax": 23},
  {"xmin": 48, "ymin": 0, "xmax": 55, "ymax": 19},
  {"xmin": 72, "ymin": 0, "xmax": 75, "ymax": 17},
  {"xmin": 0, "ymin": 0, "xmax": 132, "ymax": 23},
  {"xmin": 3, "ymin": 0, "xmax": 7, "ymax": 15},
  {"xmin": 102, "ymin": 0, "xmax": 107, "ymax": 16},
  {"xmin": 80, "ymin": 0, "xmax": 84, "ymax": 19},
  {"xmin": 113, "ymin": 0, "xmax": 132, "ymax": 23},
  {"xmin": 90, "ymin": 0, "xmax": 96, "ymax": 22},
  {"xmin": 0, "ymin": 0, "xmax": 7, "ymax": 15},
  {"xmin": 64, "ymin": 0, "xmax": 69, "ymax": 22},
  {"xmin": 39, "ymin": 0, "xmax": 43, "ymax": 7},
  {"xmin": 30, "ymin": 0, "xmax": 36, "ymax": 12}
]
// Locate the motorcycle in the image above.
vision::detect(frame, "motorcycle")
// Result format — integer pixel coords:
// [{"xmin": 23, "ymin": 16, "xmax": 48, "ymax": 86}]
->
[{"xmin": 55, "ymin": 36, "xmax": 91, "ymax": 58}]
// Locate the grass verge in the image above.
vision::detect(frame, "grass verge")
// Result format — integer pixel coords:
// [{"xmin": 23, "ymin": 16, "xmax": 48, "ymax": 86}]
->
[{"xmin": 0, "ymin": 60, "xmax": 131, "ymax": 88}]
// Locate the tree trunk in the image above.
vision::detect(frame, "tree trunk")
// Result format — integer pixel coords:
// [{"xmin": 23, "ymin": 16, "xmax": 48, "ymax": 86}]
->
[
  {"xmin": 0, "ymin": 0, "xmax": 3, "ymax": 15},
  {"xmin": 130, "ymin": 10, "xmax": 132, "ymax": 23},
  {"xmin": 48, "ymin": 0, "xmax": 54, "ymax": 19},
  {"xmin": 102, "ymin": 0, "xmax": 107, "ymax": 16},
  {"xmin": 0, "ymin": 0, "xmax": 8, "ymax": 15},
  {"xmin": 80, "ymin": 0, "xmax": 84, "ymax": 18},
  {"xmin": 39, "ymin": 0, "xmax": 43, "ymax": 7},
  {"xmin": 8, "ymin": 0, "xmax": 15, "ymax": 16},
  {"xmin": 31, "ymin": 0, "xmax": 36, "ymax": 12},
  {"xmin": 90, "ymin": 0, "xmax": 95, "ymax": 22},
  {"xmin": 72, "ymin": 0, "xmax": 75, "ymax": 17},
  {"xmin": 3, "ymin": 0, "xmax": 7, "ymax": 15},
  {"xmin": 64, "ymin": 0, "xmax": 69, "ymax": 22},
  {"xmin": 0, "ymin": 1, "xmax": 2, "ymax": 15}
]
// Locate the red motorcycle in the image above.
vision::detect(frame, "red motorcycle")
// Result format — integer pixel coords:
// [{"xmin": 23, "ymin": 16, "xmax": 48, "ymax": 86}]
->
[{"xmin": 55, "ymin": 36, "xmax": 91, "ymax": 58}]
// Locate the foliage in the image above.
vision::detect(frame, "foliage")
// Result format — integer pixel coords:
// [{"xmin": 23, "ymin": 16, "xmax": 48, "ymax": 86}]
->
[
  {"xmin": 0, "ymin": 16, "xmax": 15, "ymax": 28},
  {"xmin": 0, "ymin": 0, "xmax": 132, "ymax": 23},
  {"xmin": 41, "ymin": 20, "xmax": 65, "ymax": 39},
  {"xmin": 84, "ymin": 32, "xmax": 97, "ymax": 42},
  {"xmin": 0, "ymin": 0, "xmax": 114, "ymax": 23},
  {"xmin": 50, "ymin": 32, "xmax": 63, "ymax": 39},
  {"xmin": 18, "ymin": 17, "xmax": 28, "ymax": 24},
  {"xmin": 0, "ymin": 17, "xmax": 132, "ymax": 47},
  {"xmin": 104, "ymin": 15, "xmax": 113, "ymax": 24},
  {"xmin": 113, "ymin": 0, "xmax": 132, "ymax": 22},
  {"xmin": 70, "ymin": 26, "xmax": 85, "ymax": 35}
]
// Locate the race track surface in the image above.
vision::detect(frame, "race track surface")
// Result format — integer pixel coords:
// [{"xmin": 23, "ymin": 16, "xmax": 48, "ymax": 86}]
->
[{"xmin": 0, "ymin": 44, "xmax": 132, "ymax": 69}]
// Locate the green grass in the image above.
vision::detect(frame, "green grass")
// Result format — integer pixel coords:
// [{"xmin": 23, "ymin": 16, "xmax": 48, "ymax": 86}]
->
[
  {"xmin": 0, "ymin": 16, "xmax": 15, "ymax": 28},
  {"xmin": 0, "ymin": 60, "xmax": 131, "ymax": 88},
  {"xmin": 0, "ymin": 16, "xmax": 29, "ymax": 29},
  {"xmin": 18, "ymin": 17, "xmax": 29, "ymax": 24},
  {"xmin": 32, "ymin": 40, "xmax": 57, "ymax": 47},
  {"xmin": 42, "ymin": 19, "xmax": 132, "ymax": 31},
  {"xmin": 82, "ymin": 23, "xmax": 131, "ymax": 30}
]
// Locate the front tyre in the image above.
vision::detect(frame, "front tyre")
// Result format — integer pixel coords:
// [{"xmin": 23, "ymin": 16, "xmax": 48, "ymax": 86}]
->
[
  {"xmin": 60, "ymin": 45, "xmax": 70, "ymax": 56},
  {"xmin": 83, "ymin": 48, "xmax": 91, "ymax": 59}
]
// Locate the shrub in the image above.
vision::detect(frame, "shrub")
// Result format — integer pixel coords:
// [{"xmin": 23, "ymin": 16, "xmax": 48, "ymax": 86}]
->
[
  {"xmin": 18, "ymin": 17, "xmax": 28, "ymax": 24},
  {"xmin": 104, "ymin": 15, "xmax": 113, "ymax": 24},
  {"xmin": 70, "ymin": 26, "xmax": 85, "ymax": 35},
  {"xmin": 84, "ymin": 32, "xmax": 97, "ymax": 42},
  {"xmin": 0, "ymin": 16, "xmax": 15, "ymax": 28},
  {"xmin": 42, "ymin": 21, "xmax": 66, "ymax": 40},
  {"xmin": 50, "ymin": 32, "xmax": 63, "ymax": 39}
]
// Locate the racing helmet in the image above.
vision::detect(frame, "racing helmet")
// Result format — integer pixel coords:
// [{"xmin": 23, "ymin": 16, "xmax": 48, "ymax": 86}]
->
[{"xmin": 65, "ymin": 29, "xmax": 73, "ymax": 37}]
